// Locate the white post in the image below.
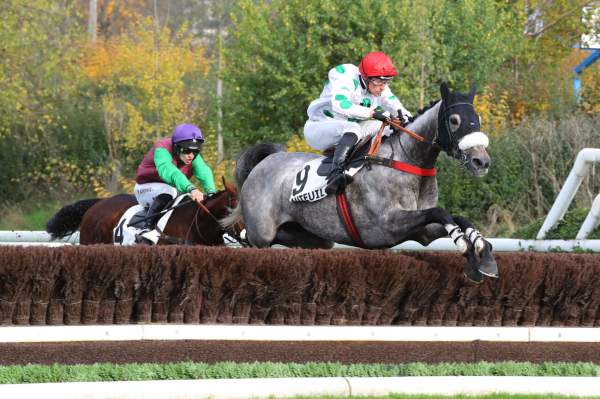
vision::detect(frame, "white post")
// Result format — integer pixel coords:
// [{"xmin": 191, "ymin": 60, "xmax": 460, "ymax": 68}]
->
[
  {"xmin": 577, "ymin": 194, "xmax": 600, "ymax": 239},
  {"xmin": 536, "ymin": 148, "xmax": 600, "ymax": 239}
]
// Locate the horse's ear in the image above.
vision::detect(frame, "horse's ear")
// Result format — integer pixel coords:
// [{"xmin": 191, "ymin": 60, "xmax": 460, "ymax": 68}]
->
[
  {"xmin": 224, "ymin": 179, "xmax": 237, "ymax": 194},
  {"xmin": 440, "ymin": 82, "xmax": 450, "ymax": 101},
  {"xmin": 468, "ymin": 84, "xmax": 477, "ymax": 101}
]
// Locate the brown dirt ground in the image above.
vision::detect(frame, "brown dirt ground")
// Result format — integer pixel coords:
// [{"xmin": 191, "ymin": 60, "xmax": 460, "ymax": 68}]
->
[{"xmin": 1, "ymin": 340, "xmax": 600, "ymax": 365}]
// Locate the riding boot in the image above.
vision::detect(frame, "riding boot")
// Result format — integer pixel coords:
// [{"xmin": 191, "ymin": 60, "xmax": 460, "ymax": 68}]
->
[
  {"xmin": 135, "ymin": 193, "xmax": 173, "ymax": 245},
  {"xmin": 325, "ymin": 132, "xmax": 358, "ymax": 195}
]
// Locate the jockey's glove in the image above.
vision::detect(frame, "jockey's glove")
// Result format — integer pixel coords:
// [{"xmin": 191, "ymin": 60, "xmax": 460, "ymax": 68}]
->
[
  {"xmin": 372, "ymin": 109, "xmax": 392, "ymax": 123},
  {"xmin": 396, "ymin": 110, "xmax": 411, "ymax": 127}
]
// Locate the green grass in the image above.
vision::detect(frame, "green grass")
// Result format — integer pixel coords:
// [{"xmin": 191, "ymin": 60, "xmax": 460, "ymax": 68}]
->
[
  {"xmin": 293, "ymin": 396, "xmax": 600, "ymax": 399},
  {"xmin": 0, "ymin": 202, "xmax": 62, "ymax": 230},
  {"xmin": 513, "ymin": 208, "xmax": 600, "ymax": 240},
  {"xmin": 293, "ymin": 395, "xmax": 600, "ymax": 399},
  {"xmin": 1, "ymin": 361, "xmax": 600, "ymax": 384}
]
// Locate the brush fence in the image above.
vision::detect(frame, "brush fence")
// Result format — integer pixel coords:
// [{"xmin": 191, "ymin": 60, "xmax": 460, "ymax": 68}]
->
[{"xmin": 0, "ymin": 245, "xmax": 598, "ymax": 327}]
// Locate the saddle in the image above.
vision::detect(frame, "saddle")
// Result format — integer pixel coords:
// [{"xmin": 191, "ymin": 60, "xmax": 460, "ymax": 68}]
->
[
  {"xmin": 113, "ymin": 195, "xmax": 186, "ymax": 245},
  {"xmin": 317, "ymin": 136, "xmax": 373, "ymax": 177},
  {"xmin": 289, "ymin": 136, "xmax": 375, "ymax": 203},
  {"xmin": 127, "ymin": 196, "xmax": 179, "ymax": 229}
]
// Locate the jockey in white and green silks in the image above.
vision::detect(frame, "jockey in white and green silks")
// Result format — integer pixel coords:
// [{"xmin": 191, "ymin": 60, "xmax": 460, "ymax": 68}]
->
[
  {"xmin": 304, "ymin": 51, "xmax": 413, "ymax": 195},
  {"xmin": 133, "ymin": 123, "xmax": 217, "ymax": 244}
]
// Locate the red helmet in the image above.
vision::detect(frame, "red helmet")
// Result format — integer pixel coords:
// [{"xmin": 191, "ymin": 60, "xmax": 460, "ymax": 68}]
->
[{"xmin": 358, "ymin": 52, "xmax": 397, "ymax": 80}]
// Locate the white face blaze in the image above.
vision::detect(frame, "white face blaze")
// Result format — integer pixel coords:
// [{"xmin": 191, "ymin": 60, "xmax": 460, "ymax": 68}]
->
[{"xmin": 458, "ymin": 131, "xmax": 489, "ymax": 151}]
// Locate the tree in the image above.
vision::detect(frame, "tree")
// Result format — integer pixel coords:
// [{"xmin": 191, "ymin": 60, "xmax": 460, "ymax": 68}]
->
[
  {"xmin": 81, "ymin": 18, "xmax": 211, "ymax": 193},
  {"xmin": 0, "ymin": 0, "xmax": 92, "ymax": 202},
  {"xmin": 222, "ymin": 0, "xmax": 521, "ymax": 150}
]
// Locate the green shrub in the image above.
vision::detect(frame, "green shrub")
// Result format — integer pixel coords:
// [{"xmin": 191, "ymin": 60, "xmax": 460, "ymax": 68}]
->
[{"xmin": 514, "ymin": 208, "xmax": 600, "ymax": 239}]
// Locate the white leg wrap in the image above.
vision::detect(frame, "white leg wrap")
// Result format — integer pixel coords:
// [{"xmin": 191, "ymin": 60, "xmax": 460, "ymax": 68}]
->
[
  {"xmin": 465, "ymin": 227, "xmax": 485, "ymax": 254},
  {"xmin": 445, "ymin": 224, "xmax": 468, "ymax": 254},
  {"xmin": 140, "ymin": 229, "xmax": 161, "ymax": 245}
]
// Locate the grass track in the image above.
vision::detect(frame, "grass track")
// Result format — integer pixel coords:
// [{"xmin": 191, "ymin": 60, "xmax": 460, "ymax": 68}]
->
[{"xmin": 1, "ymin": 361, "xmax": 600, "ymax": 384}]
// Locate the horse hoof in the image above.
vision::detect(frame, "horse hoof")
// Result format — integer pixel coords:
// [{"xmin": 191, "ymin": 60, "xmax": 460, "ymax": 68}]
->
[
  {"xmin": 463, "ymin": 263, "xmax": 483, "ymax": 284},
  {"xmin": 478, "ymin": 259, "xmax": 499, "ymax": 278}
]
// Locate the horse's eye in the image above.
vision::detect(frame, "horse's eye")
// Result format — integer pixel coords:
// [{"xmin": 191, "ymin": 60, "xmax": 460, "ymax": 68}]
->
[{"xmin": 449, "ymin": 114, "xmax": 461, "ymax": 132}]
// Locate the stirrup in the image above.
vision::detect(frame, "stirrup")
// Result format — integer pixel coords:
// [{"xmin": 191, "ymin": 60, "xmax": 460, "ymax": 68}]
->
[{"xmin": 135, "ymin": 229, "xmax": 160, "ymax": 245}]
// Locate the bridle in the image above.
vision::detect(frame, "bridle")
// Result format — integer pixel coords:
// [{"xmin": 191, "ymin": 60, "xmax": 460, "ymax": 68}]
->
[
  {"xmin": 368, "ymin": 100, "xmax": 478, "ymax": 160},
  {"xmin": 340, "ymin": 99, "xmax": 482, "ymax": 248},
  {"xmin": 436, "ymin": 101, "xmax": 479, "ymax": 156},
  {"xmin": 364, "ymin": 99, "xmax": 484, "ymax": 179},
  {"xmin": 158, "ymin": 190, "xmax": 242, "ymax": 245}
]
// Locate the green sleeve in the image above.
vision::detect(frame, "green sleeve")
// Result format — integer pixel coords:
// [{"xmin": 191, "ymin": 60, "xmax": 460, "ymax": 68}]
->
[
  {"xmin": 192, "ymin": 154, "xmax": 217, "ymax": 193},
  {"xmin": 154, "ymin": 148, "xmax": 196, "ymax": 193}
]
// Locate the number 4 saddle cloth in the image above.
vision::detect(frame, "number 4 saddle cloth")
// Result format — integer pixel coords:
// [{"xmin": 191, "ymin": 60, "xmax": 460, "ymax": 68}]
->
[{"xmin": 112, "ymin": 194, "xmax": 188, "ymax": 245}]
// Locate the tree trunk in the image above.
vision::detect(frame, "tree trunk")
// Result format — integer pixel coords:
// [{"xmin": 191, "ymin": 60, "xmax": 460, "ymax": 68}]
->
[{"xmin": 88, "ymin": 0, "xmax": 97, "ymax": 43}]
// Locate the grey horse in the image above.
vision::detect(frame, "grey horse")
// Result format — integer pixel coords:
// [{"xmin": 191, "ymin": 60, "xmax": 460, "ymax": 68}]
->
[{"xmin": 223, "ymin": 82, "xmax": 497, "ymax": 282}]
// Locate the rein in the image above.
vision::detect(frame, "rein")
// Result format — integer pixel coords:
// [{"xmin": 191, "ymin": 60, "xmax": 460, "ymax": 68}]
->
[
  {"xmin": 365, "ymin": 120, "xmax": 437, "ymax": 177},
  {"xmin": 158, "ymin": 195, "xmax": 221, "ymax": 245},
  {"xmin": 160, "ymin": 192, "xmax": 245, "ymax": 246},
  {"xmin": 367, "ymin": 120, "xmax": 428, "ymax": 156},
  {"xmin": 365, "ymin": 156, "xmax": 436, "ymax": 176}
]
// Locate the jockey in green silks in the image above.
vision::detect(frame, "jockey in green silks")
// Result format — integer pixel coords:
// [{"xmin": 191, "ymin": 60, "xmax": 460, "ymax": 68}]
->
[
  {"xmin": 303, "ymin": 51, "xmax": 413, "ymax": 195},
  {"xmin": 133, "ymin": 123, "xmax": 217, "ymax": 244}
]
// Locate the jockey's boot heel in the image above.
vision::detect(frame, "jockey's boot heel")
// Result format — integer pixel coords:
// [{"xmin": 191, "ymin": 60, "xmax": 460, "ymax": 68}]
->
[
  {"xmin": 134, "ymin": 193, "xmax": 172, "ymax": 245},
  {"xmin": 135, "ymin": 229, "xmax": 161, "ymax": 245},
  {"xmin": 325, "ymin": 132, "xmax": 358, "ymax": 195}
]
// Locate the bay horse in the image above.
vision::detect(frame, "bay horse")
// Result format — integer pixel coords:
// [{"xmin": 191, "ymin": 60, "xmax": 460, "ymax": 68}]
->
[
  {"xmin": 46, "ymin": 180, "xmax": 240, "ymax": 245},
  {"xmin": 222, "ymin": 82, "xmax": 497, "ymax": 282}
]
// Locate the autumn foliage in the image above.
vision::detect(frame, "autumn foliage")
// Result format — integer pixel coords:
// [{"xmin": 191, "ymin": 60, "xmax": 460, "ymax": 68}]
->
[{"xmin": 0, "ymin": 0, "xmax": 598, "ymax": 233}]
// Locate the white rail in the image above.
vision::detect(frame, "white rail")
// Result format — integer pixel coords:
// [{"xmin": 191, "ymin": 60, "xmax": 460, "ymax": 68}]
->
[
  {"xmin": 1, "ymin": 325, "xmax": 599, "ymax": 343},
  {"xmin": 0, "ymin": 230, "xmax": 79, "ymax": 244},
  {"xmin": 537, "ymin": 148, "xmax": 600, "ymax": 239},
  {"xmin": 2, "ymin": 231, "xmax": 600, "ymax": 251},
  {"xmin": 3, "ymin": 376, "xmax": 600, "ymax": 399}
]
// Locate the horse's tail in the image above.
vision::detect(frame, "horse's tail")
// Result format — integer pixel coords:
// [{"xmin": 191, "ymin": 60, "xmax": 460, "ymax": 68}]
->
[
  {"xmin": 235, "ymin": 142, "xmax": 286, "ymax": 188},
  {"xmin": 221, "ymin": 143, "xmax": 285, "ymax": 234},
  {"xmin": 220, "ymin": 199, "xmax": 243, "ymax": 231},
  {"xmin": 45, "ymin": 198, "xmax": 101, "ymax": 239}
]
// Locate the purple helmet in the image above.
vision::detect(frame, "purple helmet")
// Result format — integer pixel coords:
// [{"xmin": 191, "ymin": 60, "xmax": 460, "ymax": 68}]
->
[{"xmin": 171, "ymin": 123, "xmax": 204, "ymax": 152}]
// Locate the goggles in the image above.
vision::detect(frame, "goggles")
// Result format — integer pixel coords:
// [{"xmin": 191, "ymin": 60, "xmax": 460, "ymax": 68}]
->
[
  {"xmin": 180, "ymin": 148, "xmax": 200, "ymax": 155},
  {"xmin": 368, "ymin": 76, "xmax": 393, "ymax": 86}
]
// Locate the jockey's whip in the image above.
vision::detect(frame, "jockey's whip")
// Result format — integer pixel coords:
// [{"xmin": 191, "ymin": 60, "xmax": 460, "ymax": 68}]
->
[{"xmin": 388, "ymin": 119, "xmax": 426, "ymax": 142}]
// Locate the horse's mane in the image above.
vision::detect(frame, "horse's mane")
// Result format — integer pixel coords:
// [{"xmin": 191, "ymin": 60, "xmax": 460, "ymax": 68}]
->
[{"xmin": 412, "ymin": 99, "xmax": 440, "ymax": 123}]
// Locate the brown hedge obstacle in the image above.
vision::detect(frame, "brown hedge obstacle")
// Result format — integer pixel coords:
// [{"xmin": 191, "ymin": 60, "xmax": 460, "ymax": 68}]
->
[{"xmin": 0, "ymin": 245, "xmax": 599, "ymax": 327}]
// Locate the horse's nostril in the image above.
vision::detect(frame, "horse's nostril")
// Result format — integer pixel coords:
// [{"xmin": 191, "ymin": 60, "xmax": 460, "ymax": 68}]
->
[{"xmin": 472, "ymin": 157, "xmax": 489, "ymax": 169}]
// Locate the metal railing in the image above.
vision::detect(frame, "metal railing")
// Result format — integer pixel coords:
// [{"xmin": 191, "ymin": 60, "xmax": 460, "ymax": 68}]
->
[
  {"xmin": 1, "ymin": 231, "xmax": 599, "ymax": 252},
  {"xmin": 537, "ymin": 148, "xmax": 600, "ymax": 239}
]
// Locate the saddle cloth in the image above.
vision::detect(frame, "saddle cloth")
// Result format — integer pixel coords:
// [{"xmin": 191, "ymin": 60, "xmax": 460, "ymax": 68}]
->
[
  {"xmin": 112, "ymin": 194, "xmax": 188, "ymax": 245},
  {"xmin": 289, "ymin": 142, "xmax": 370, "ymax": 203}
]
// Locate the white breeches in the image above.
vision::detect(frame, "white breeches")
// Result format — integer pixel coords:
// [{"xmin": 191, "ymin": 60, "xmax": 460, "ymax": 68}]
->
[
  {"xmin": 134, "ymin": 182, "xmax": 178, "ymax": 208},
  {"xmin": 303, "ymin": 119, "xmax": 392, "ymax": 151}
]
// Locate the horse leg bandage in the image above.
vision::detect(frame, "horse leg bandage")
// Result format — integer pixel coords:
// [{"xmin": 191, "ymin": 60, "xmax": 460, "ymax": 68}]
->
[
  {"xmin": 445, "ymin": 224, "xmax": 468, "ymax": 254},
  {"xmin": 464, "ymin": 227, "xmax": 485, "ymax": 254}
]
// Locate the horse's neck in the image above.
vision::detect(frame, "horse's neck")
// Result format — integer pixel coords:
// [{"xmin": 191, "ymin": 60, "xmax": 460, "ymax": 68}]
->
[
  {"xmin": 203, "ymin": 191, "xmax": 231, "ymax": 218},
  {"xmin": 381, "ymin": 101, "xmax": 441, "ymax": 168}
]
